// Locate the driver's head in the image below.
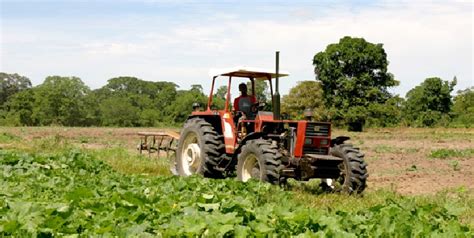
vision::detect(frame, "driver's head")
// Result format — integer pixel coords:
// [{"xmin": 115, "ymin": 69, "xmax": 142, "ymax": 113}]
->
[{"xmin": 238, "ymin": 83, "xmax": 248, "ymax": 96}]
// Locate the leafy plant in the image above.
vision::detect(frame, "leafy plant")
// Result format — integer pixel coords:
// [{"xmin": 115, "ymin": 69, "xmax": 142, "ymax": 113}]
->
[
  {"xmin": 450, "ymin": 160, "xmax": 461, "ymax": 171},
  {"xmin": 407, "ymin": 165, "xmax": 418, "ymax": 172},
  {"xmin": 0, "ymin": 150, "xmax": 471, "ymax": 236}
]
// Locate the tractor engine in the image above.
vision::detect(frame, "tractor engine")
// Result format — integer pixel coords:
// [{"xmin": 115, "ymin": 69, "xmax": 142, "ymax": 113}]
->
[
  {"xmin": 259, "ymin": 120, "xmax": 340, "ymax": 181},
  {"xmin": 259, "ymin": 121, "xmax": 331, "ymax": 157}
]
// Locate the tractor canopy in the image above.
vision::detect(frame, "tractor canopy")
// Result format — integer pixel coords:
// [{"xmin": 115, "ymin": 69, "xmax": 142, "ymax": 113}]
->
[
  {"xmin": 209, "ymin": 66, "xmax": 290, "ymax": 79},
  {"xmin": 203, "ymin": 66, "xmax": 289, "ymax": 117}
]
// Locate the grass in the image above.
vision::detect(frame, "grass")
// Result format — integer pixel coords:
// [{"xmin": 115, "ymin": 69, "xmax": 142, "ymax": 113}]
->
[
  {"xmin": 0, "ymin": 128, "xmax": 172, "ymax": 176},
  {"xmin": 365, "ymin": 156, "xmax": 381, "ymax": 162},
  {"xmin": 373, "ymin": 144, "xmax": 420, "ymax": 154},
  {"xmin": 374, "ymin": 144, "xmax": 399, "ymax": 153},
  {"xmin": 90, "ymin": 148, "xmax": 172, "ymax": 176},
  {"xmin": 0, "ymin": 132, "xmax": 20, "ymax": 143},
  {"xmin": 404, "ymin": 147, "xmax": 421, "ymax": 153},
  {"xmin": 429, "ymin": 148, "xmax": 474, "ymax": 159}
]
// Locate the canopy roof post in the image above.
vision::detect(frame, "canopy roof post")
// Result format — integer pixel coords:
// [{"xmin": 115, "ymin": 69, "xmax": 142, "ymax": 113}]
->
[{"xmin": 273, "ymin": 51, "xmax": 280, "ymax": 120}]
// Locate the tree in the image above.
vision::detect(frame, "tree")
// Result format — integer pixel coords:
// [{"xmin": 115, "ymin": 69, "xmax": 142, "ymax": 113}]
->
[
  {"xmin": 313, "ymin": 36, "xmax": 398, "ymax": 131},
  {"xmin": 0, "ymin": 72, "xmax": 32, "ymax": 106},
  {"xmin": 212, "ymin": 85, "xmax": 228, "ymax": 110},
  {"xmin": 2, "ymin": 89, "xmax": 36, "ymax": 126},
  {"xmin": 246, "ymin": 80, "xmax": 270, "ymax": 103},
  {"xmin": 99, "ymin": 96, "xmax": 140, "ymax": 126},
  {"xmin": 32, "ymin": 76, "xmax": 90, "ymax": 126},
  {"xmin": 450, "ymin": 87, "xmax": 474, "ymax": 127},
  {"xmin": 403, "ymin": 77, "xmax": 456, "ymax": 127},
  {"xmin": 166, "ymin": 87, "xmax": 207, "ymax": 123},
  {"xmin": 281, "ymin": 81, "xmax": 325, "ymax": 120},
  {"xmin": 366, "ymin": 96, "xmax": 404, "ymax": 127},
  {"xmin": 190, "ymin": 84, "xmax": 203, "ymax": 93},
  {"xmin": 215, "ymin": 85, "xmax": 227, "ymax": 101},
  {"xmin": 95, "ymin": 77, "xmax": 178, "ymax": 126},
  {"xmin": 82, "ymin": 91, "xmax": 102, "ymax": 126}
]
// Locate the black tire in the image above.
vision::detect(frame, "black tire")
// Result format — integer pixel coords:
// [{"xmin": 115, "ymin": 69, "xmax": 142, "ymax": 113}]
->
[
  {"xmin": 176, "ymin": 118, "xmax": 225, "ymax": 178},
  {"xmin": 237, "ymin": 139, "xmax": 282, "ymax": 184},
  {"xmin": 330, "ymin": 144, "xmax": 368, "ymax": 193}
]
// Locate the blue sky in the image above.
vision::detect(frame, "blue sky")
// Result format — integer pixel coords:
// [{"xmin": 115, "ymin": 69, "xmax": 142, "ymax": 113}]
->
[{"xmin": 1, "ymin": 0, "xmax": 472, "ymax": 97}]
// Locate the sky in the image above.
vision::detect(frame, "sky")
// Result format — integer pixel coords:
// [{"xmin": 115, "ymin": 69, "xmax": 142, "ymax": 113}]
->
[{"xmin": 0, "ymin": 0, "xmax": 473, "ymax": 98}]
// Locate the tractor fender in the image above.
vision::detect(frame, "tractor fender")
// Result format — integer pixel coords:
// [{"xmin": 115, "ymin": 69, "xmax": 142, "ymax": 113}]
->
[
  {"xmin": 186, "ymin": 115, "xmax": 223, "ymax": 135},
  {"xmin": 331, "ymin": 136, "xmax": 351, "ymax": 146},
  {"xmin": 232, "ymin": 132, "xmax": 266, "ymax": 159}
]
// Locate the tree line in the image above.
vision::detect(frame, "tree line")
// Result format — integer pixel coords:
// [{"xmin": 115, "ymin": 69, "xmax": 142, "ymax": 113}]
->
[
  {"xmin": 281, "ymin": 79, "xmax": 472, "ymax": 129},
  {"xmin": 1, "ymin": 36, "xmax": 472, "ymax": 129},
  {"xmin": 0, "ymin": 74, "xmax": 209, "ymax": 127},
  {"xmin": 307, "ymin": 36, "xmax": 472, "ymax": 130}
]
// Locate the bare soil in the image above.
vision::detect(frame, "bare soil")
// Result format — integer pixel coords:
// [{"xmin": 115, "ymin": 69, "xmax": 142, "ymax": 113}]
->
[
  {"xmin": 1, "ymin": 127, "xmax": 473, "ymax": 195},
  {"xmin": 333, "ymin": 128, "xmax": 474, "ymax": 195}
]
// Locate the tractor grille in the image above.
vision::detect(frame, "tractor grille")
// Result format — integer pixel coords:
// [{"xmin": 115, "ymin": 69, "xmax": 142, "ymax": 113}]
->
[
  {"xmin": 303, "ymin": 147, "xmax": 329, "ymax": 155},
  {"xmin": 305, "ymin": 123, "xmax": 330, "ymax": 137}
]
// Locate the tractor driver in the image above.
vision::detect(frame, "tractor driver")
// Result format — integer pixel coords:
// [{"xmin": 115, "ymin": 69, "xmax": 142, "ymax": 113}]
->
[{"xmin": 233, "ymin": 83, "xmax": 257, "ymax": 118}]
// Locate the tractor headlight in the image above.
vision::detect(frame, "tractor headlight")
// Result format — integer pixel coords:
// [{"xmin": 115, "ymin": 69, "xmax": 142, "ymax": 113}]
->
[
  {"xmin": 305, "ymin": 138, "xmax": 312, "ymax": 145},
  {"xmin": 320, "ymin": 139, "xmax": 328, "ymax": 145}
]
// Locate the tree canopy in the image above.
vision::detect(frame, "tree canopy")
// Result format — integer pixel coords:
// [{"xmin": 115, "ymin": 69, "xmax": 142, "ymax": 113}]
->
[
  {"xmin": 403, "ymin": 77, "xmax": 456, "ymax": 127},
  {"xmin": 33, "ymin": 76, "xmax": 90, "ymax": 126},
  {"xmin": 451, "ymin": 87, "xmax": 474, "ymax": 127},
  {"xmin": 0, "ymin": 72, "xmax": 32, "ymax": 107},
  {"xmin": 313, "ymin": 36, "xmax": 399, "ymax": 130},
  {"xmin": 92, "ymin": 77, "xmax": 180, "ymax": 126},
  {"xmin": 0, "ymin": 74, "xmax": 201, "ymax": 127},
  {"xmin": 281, "ymin": 81, "xmax": 325, "ymax": 120},
  {"xmin": 247, "ymin": 80, "xmax": 270, "ymax": 103},
  {"xmin": 2, "ymin": 89, "xmax": 36, "ymax": 126}
]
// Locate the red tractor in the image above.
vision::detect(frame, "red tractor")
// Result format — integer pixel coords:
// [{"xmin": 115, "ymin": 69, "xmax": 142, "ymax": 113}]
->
[{"xmin": 175, "ymin": 52, "xmax": 368, "ymax": 193}]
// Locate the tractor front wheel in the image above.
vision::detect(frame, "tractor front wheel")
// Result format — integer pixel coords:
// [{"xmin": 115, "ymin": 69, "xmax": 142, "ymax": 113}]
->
[
  {"xmin": 237, "ymin": 139, "xmax": 282, "ymax": 184},
  {"xmin": 330, "ymin": 144, "xmax": 368, "ymax": 193},
  {"xmin": 176, "ymin": 118, "xmax": 225, "ymax": 178}
]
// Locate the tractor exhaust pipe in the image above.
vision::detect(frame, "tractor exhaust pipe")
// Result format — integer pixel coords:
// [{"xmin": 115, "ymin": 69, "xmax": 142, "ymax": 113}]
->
[{"xmin": 273, "ymin": 51, "xmax": 281, "ymax": 120}]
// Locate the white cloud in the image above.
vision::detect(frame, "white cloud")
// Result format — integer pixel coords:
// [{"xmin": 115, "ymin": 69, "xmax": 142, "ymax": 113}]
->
[{"xmin": 1, "ymin": 1, "xmax": 472, "ymax": 97}]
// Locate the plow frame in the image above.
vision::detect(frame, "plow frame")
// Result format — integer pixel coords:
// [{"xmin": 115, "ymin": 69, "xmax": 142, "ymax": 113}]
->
[{"xmin": 137, "ymin": 131, "xmax": 180, "ymax": 159}]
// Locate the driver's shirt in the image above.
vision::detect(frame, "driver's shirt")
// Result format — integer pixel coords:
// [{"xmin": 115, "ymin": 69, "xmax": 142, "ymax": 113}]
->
[{"xmin": 234, "ymin": 95, "xmax": 256, "ymax": 116}]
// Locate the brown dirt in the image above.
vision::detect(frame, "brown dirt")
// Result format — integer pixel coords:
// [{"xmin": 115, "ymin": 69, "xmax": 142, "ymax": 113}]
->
[
  {"xmin": 1, "ymin": 127, "xmax": 473, "ymax": 195},
  {"xmin": 333, "ymin": 128, "xmax": 474, "ymax": 195}
]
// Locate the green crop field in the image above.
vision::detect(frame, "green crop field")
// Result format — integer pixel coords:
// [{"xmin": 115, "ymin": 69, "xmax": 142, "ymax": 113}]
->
[{"xmin": 0, "ymin": 127, "xmax": 473, "ymax": 237}]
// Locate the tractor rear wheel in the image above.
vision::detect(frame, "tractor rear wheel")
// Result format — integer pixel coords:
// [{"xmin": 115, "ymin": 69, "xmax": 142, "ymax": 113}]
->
[
  {"xmin": 237, "ymin": 139, "xmax": 282, "ymax": 184},
  {"xmin": 176, "ymin": 118, "xmax": 225, "ymax": 178},
  {"xmin": 330, "ymin": 144, "xmax": 368, "ymax": 193}
]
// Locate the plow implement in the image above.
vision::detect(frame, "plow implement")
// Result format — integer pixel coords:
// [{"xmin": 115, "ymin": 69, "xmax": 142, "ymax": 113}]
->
[
  {"xmin": 137, "ymin": 130, "xmax": 180, "ymax": 156},
  {"xmin": 137, "ymin": 130, "xmax": 180, "ymax": 174}
]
